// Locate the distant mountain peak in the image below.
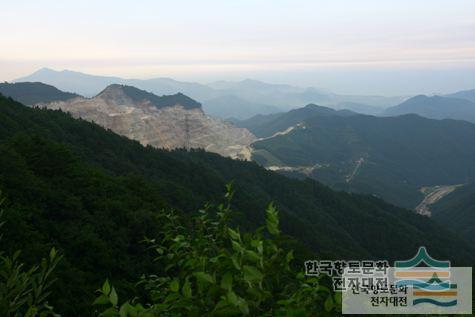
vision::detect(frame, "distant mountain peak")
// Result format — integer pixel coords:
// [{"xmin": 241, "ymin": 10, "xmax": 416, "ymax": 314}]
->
[
  {"xmin": 27, "ymin": 67, "xmax": 57, "ymax": 76},
  {"xmin": 302, "ymin": 103, "xmax": 324, "ymax": 109},
  {"xmin": 298, "ymin": 103, "xmax": 355, "ymax": 116},
  {"xmin": 38, "ymin": 67, "xmax": 55, "ymax": 72},
  {"xmin": 97, "ymin": 84, "xmax": 202, "ymax": 110}
]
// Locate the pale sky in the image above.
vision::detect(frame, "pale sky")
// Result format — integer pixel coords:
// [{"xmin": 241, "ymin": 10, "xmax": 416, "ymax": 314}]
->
[{"xmin": 2, "ymin": 0, "xmax": 475, "ymax": 95}]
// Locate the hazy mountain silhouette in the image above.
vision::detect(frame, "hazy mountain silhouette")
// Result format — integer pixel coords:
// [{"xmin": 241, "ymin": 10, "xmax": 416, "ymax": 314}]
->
[
  {"xmin": 383, "ymin": 95, "xmax": 475, "ymax": 122},
  {"xmin": 16, "ymin": 68, "xmax": 404, "ymax": 119},
  {"xmin": 445, "ymin": 88, "xmax": 475, "ymax": 103}
]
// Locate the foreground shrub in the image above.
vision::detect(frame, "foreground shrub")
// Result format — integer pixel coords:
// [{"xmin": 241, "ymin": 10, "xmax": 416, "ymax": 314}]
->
[
  {"xmin": 0, "ymin": 193, "xmax": 61, "ymax": 317},
  {"xmin": 94, "ymin": 185, "xmax": 340, "ymax": 316}
]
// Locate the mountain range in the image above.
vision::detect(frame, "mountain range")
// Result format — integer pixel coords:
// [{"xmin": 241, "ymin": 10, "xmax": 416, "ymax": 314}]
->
[
  {"xmin": 6, "ymin": 80, "xmax": 475, "ymax": 213},
  {"xmin": 384, "ymin": 95, "xmax": 475, "ymax": 123},
  {"xmin": 15, "ymin": 68, "xmax": 405, "ymax": 119},
  {"xmin": 240, "ymin": 108, "xmax": 475, "ymax": 209},
  {"xmin": 445, "ymin": 88, "xmax": 475, "ymax": 102},
  {"xmin": 1, "ymin": 92, "xmax": 474, "ymax": 314}
]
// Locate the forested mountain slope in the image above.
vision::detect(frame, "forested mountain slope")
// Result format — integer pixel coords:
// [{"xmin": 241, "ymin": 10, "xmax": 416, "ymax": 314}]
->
[
  {"xmin": 432, "ymin": 183, "xmax": 475, "ymax": 243},
  {"xmin": 0, "ymin": 94, "xmax": 473, "ymax": 314},
  {"xmin": 0, "ymin": 82, "xmax": 80, "ymax": 105},
  {"xmin": 251, "ymin": 113, "xmax": 475, "ymax": 208}
]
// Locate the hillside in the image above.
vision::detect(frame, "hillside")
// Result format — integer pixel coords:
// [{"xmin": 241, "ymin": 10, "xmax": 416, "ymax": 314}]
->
[
  {"xmin": 383, "ymin": 95, "xmax": 475, "ymax": 122},
  {"xmin": 432, "ymin": 183, "xmax": 475, "ymax": 243},
  {"xmin": 251, "ymin": 113, "xmax": 475, "ymax": 208},
  {"xmin": 236, "ymin": 104, "xmax": 355, "ymax": 138},
  {"xmin": 1, "ymin": 94, "xmax": 473, "ymax": 313},
  {"xmin": 0, "ymin": 82, "xmax": 79, "ymax": 105},
  {"xmin": 31, "ymin": 84, "xmax": 256, "ymax": 159}
]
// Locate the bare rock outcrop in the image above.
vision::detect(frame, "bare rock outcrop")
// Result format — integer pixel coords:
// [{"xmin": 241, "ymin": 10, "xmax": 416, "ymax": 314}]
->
[{"xmin": 40, "ymin": 84, "xmax": 255, "ymax": 159}]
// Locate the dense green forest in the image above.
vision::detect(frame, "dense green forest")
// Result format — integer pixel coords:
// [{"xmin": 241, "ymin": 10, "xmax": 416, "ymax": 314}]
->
[
  {"xmin": 250, "ymin": 112, "xmax": 475, "ymax": 208},
  {"xmin": 0, "ymin": 94, "xmax": 473, "ymax": 315},
  {"xmin": 432, "ymin": 183, "xmax": 475, "ymax": 243},
  {"xmin": 0, "ymin": 187, "xmax": 340, "ymax": 316}
]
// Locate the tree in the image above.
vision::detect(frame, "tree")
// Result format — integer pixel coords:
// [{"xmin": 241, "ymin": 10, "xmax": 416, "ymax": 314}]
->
[
  {"xmin": 93, "ymin": 185, "xmax": 341, "ymax": 316},
  {"xmin": 0, "ymin": 192, "xmax": 61, "ymax": 317}
]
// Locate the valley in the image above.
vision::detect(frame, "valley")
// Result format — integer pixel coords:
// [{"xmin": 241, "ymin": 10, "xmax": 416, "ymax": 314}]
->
[{"xmin": 242, "ymin": 109, "xmax": 475, "ymax": 210}]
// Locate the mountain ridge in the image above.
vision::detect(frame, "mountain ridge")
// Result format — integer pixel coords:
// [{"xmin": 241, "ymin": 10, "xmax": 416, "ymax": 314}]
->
[
  {"xmin": 235, "ymin": 103, "xmax": 356, "ymax": 138},
  {"xmin": 248, "ymin": 107, "xmax": 475, "ymax": 209},
  {"xmin": 96, "ymin": 84, "xmax": 202, "ymax": 110},
  {"xmin": 0, "ymin": 81, "xmax": 80, "ymax": 105},
  {"xmin": 445, "ymin": 88, "xmax": 475, "ymax": 102},
  {"xmin": 1, "ymin": 92, "xmax": 472, "ymax": 263},
  {"xmin": 16, "ymin": 68, "xmax": 404, "ymax": 119},
  {"xmin": 383, "ymin": 95, "xmax": 475, "ymax": 122}
]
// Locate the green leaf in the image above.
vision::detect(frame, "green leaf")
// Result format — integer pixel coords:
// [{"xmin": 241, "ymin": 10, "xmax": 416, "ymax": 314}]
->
[
  {"xmin": 231, "ymin": 240, "xmax": 243, "ymax": 253},
  {"xmin": 194, "ymin": 272, "xmax": 215, "ymax": 284},
  {"xmin": 231, "ymin": 254, "xmax": 241, "ymax": 270},
  {"xmin": 119, "ymin": 302, "xmax": 134, "ymax": 317},
  {"xmin": 49, "ymin": 248, "xmax": 57, "ymax": 260},
  {"xmin": 228, "ymin": 228, "xmax": 240, "ymax": 241},
  {"xmin": 101, "ymin": 307, "xmax": 118, "ymax": 317},
  {"xmin": 243, "ymin": 265, "xmax": 263, "ymax": 283},
  {"xmin": 182, "ymin": 279, "xmax": 192, "ymax": 298},
  {"xmin": 109, "ymin": 287, "xmax": 118, "ymax": 306},
  {"xmin": 220, "ymin": 272, "xmax": 233, "ymax": 291},
  {"xmin": 265, "ymin": 203, "xmax": 280, "ymax": 236},
  {"xmin": 324, "ymin": 296, "xmax": 334, "ymax": 312},
  {"xmin": 227, "ymin": 290, "xmax": 239, "ymax": 306},
  {"xmin": 237, "ymin": 300, "xmax": 249, "ymax": 315},
  {"xmin": 244, "ymin": 250, "xmax": 261, "ymax": 263},
  {"xmin": 102, "ymin": 280, "xmax": 111, "ymax": 295},
  {"xmin": 170, "ymin": 279, "xmax": 179, "ymax": 292},
  {"xmin": 92, "ymin": 294, "xmax": 109, "ymax": 305},
  {"xmin": 286, "ymin": 250, "xmax": 294, "ymax": 263}
]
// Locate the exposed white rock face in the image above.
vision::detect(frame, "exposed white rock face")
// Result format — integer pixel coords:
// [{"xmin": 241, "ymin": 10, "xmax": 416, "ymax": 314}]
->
[{"xmin": 40, "ymin": 85, "xmax": 256, "ymax": 159}]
